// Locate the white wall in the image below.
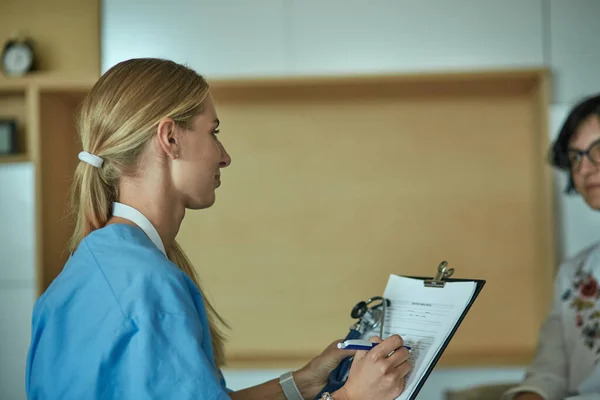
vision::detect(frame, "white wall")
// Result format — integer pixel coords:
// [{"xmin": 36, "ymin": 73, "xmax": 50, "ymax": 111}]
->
[
  {"xmin": 0, "ymin": 163, "xmax": 36, "ymax": 400},
  {"xmin": 102, "ymin": 0, "xmax": 546, "ymax": 79},
  {"xmin": 549, "ymin": 0, "xmax": 600, "ymax": 105},
  {"xmin": 101, "ymin": 0, "xmax": 600, "ymax": 105},
  {"xmin": 3, "ymin": 1, "xmax": 600, "ymax": 399}
]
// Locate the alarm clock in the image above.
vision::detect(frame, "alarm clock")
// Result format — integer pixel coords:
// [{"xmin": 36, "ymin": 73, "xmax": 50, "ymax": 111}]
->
[
  {"xmin": 1, "ymin": 35, "xmax": 36, "ymax": 78},
  {"xmin": 0, "ymin": 119, "xmax": 18, "ymax": 154}
]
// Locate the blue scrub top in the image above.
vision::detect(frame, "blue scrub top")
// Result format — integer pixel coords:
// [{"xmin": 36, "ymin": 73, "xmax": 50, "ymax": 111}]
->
[{"xmin": 25, "ymin": 224, "xmax": 232, "ymax": 400}]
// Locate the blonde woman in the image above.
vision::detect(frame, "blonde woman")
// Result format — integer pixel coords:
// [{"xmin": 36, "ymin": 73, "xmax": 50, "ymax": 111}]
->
[{"xmin": 25, "ymin": 58, "xmax": 411, "ymax": 400}]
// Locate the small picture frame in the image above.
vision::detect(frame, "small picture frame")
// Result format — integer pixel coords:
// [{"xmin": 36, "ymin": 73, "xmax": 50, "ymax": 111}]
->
[{"xmin": 0, "ymin": 119, "xmax": 18, "ymax": 155}]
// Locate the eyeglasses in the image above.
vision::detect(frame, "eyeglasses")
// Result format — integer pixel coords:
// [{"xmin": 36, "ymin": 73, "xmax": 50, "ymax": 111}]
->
[{"xmin": 567, "ymin": 138, "xmax": 600, "ymax": 172}]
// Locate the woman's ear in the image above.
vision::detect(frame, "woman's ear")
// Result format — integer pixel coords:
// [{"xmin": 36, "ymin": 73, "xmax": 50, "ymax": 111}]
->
[{"xmin": 157, "ymin": 117, "xmax": 180, "ymax": 159}]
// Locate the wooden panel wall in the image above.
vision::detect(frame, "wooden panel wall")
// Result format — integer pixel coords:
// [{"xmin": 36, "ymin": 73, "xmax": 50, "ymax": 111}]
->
[
  {"xmin": 38, "ymin": 91, "xmax": 87, "ymax": 290},
  {"xmin": 176, "ymin": 70, "xmax": 555, "ymax": 367}
]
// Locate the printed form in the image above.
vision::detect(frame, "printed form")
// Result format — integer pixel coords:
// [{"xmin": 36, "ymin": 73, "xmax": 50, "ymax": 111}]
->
[{"xmin": 365, "ymin": 275, "xmax": 477, "ymax": 400}]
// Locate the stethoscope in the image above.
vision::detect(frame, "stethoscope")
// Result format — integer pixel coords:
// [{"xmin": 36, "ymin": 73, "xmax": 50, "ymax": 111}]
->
[
  {"xmin": 314, "ymin": 296, "xmax": 392, "ymax": 399},
  {"xmin": 348, "ymin": 296, "xmax": 390, "ymax": 338}
]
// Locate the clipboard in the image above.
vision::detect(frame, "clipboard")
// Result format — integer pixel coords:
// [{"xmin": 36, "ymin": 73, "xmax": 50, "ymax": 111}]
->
[
  {"xmin": 397, "ymin": 261, "xmax": 486, "ymax": 400},
  {"xmin": 316, "ymin": 261, "xmax": 486, "ymax": 400}
]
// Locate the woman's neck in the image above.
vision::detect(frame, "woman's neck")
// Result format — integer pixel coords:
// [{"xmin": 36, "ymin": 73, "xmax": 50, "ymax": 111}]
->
[{"xmin": 108, "ymin": 176, "xmax": 185, "ymax": 250}]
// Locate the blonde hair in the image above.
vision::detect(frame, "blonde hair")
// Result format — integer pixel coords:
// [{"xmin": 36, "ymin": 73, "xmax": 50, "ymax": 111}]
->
[{"xmin": 68, "ymin": 58, "xmax": 228, "ymax": 367}]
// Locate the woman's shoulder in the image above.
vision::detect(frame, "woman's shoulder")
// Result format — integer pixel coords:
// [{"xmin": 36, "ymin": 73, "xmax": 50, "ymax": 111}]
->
[
  {"xmin": 62, "ymin": 224, "xmax": 181, "ymax": 286},
  {"xmin": 86, "ymin": 224, "xmax": 203, "ymax": 315},
  {"xmin": 553, "ymin": 241, "xmax": 600, "ymax": 296},
  {"xmin": 40, "ymin": 224, "xmax": 202, "ymax": 319},
  {"xmin": 560, "ymin": 241, "xmax": 600, "ymax": 275}
]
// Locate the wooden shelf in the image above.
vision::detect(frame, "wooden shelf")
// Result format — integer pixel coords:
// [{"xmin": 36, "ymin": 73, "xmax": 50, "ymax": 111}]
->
[
  {"xmin": 0, "ymin": 81, "xmax": 28, "ymax": 92},
  {"xmin": 0, "ymin": 75, "xmax": 97, "ymax": 91},
  {"xmin": 0, "ymin": 89, "xmax": 28, "ymax": 158},
  {"xmin": 0, "ymin": 154, "xmax": 30, "ymax": 164},
  {"xmin": 0, "ymin": 80, "xmax": 95, "ymax": 294},
  {"xmin": 208, "ymin": 67, "xmax": 547, "ymax": 91},
  {"xmin": 37, "ymin": 88, "xmax": 92, "ymax": 292}
]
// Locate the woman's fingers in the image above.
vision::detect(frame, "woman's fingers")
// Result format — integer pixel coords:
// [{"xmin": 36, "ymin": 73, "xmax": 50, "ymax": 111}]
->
[
  {"xmin": 370, "ymin": 334, "xmax": 404, "ymax": 359},
  {"xmin": 388, "ymin": 346, "xmax": 411, "ymax": 369}
]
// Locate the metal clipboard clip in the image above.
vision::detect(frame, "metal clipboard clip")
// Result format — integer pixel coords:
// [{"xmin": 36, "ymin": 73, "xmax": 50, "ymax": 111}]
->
[{"xmin": 424, "ymin": 260, "xmax": 454, "ymax": 288}]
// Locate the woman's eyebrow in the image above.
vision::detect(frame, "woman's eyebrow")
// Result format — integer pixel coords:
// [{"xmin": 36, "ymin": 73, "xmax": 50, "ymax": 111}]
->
[{"xmin": 569, "ymin": 138, "xmax": 600, "ymax": 151}]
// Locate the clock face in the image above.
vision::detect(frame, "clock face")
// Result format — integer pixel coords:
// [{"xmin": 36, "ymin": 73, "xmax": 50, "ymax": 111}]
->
[{"xmin": 2, "ymin": 43, "xmax": 33, "ymax": 76}]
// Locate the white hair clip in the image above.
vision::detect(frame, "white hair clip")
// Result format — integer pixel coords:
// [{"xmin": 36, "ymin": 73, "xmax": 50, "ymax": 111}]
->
[{"xmin": 78, "ymin": 151, "xmax": 104, "ymax": 168}]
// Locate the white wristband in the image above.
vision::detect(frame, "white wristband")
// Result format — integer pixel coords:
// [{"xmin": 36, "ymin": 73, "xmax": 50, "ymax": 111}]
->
[{"xmin": 279, "ymin": 371, "xmax": 304, "ymax": 400}]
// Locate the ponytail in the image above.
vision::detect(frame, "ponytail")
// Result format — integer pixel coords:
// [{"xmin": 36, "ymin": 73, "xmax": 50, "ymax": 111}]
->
[{"xmin": 67, "ymin": 160, "xmax": 116, "ymax": 253}]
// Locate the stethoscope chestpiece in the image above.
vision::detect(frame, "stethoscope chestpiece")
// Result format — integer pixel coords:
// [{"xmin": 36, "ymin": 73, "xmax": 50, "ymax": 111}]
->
[
  {"xmin": 350, "ymin": 296, "xmax": 391, "ymax": 337},
  {"xmin": 350, "ymin": 301, "xmax": 368, "ymax": 319}
]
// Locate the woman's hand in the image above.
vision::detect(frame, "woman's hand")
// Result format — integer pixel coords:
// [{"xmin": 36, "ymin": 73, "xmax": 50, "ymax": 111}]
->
[
  {"xmin": 292, "ymin": 339, "xmax": 357, "ymax": 399},
  {"xmin": 336, "ymin": 335, "xmax": 411, "ymax": 400},
  {"xmin": 230, "ymin": 335, "xmax": 410, "ymax": 400}
]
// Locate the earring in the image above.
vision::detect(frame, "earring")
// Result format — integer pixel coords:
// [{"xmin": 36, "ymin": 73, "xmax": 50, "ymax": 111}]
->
[{"xmin": 174, "ymin": 151, "xmax": 179, "ymax": 159}]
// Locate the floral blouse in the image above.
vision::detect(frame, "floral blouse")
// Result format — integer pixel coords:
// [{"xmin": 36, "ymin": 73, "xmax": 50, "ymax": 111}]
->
[
  {"xmin": 503, "ymin": 242, "xmax": 600, "ymax": 400},
  {"xmin": 563, "ymin": 264, "xmax": 600, "ymax": 355}
]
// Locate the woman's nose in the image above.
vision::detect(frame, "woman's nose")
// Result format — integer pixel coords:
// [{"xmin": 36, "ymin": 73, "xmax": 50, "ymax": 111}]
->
[{"xmin": 219, "ymin": 143, "xmax": 231, "ymax": 168}]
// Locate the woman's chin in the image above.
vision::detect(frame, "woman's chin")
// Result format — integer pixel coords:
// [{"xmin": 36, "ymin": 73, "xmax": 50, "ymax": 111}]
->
[
  {"xmin": 583, "ymin": 193, "xmax": 600, "ymax": 211},
  {"xmin": 186, "ymin": 193, "xmax": 216, "ymax": 210}
]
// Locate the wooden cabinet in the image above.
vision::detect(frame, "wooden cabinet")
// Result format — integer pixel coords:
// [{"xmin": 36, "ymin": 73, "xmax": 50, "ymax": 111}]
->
[
  {"xmin": 0, "ymin": 79, "xmax": 95, "ymax": 293},
  {"xmin": 0, "ymin": 85, "xmax": 29, "ymax": 163}
]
